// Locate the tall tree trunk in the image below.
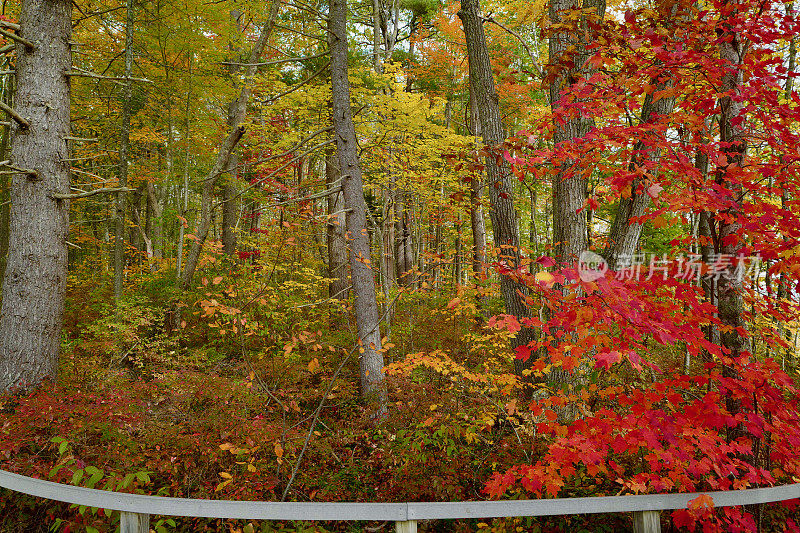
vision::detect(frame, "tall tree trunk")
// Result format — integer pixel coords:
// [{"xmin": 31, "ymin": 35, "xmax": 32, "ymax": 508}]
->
[
  {"xmin": 776, "ymin": 2, "xmax": 796, "ymax": 367},
  {"xmin": 146, "ymin": 182, "xmax": 163, "ymax": 261},
  {"xmin": 181, "ymin": 1, "xmax": 280, "ymax": 288},
  {"xmin": 0, "ymin": 71, "xmax": 13, "ymax": 292},
  {"xmin": 175, "ymin": 52, "xmax": 192, "ymax": 284},
  {"xmin": 716, "ymin": 0, "xmax": 750, "ymax": 438},
  {"xmin": 328, "ymin": 0, "xmax": 386, "ymax": 414},
  {"xmin": 394, "ymin": 191, "xmax": 415, "ymax": 287},
  {"xmin": 468, "ymin": 83, "xmax": 487, "ymax": 315},
  {"xmin": 548, "ymin": 0, "xmax": 603, "ymax": 267},
  {"xmin": 605, "ymin": 3, "xmax": 682, "ymax": 269},
  {"xmin": 326, "ymin": 148, "xmax": 350, "ymax": 299},
  {"xmin": 0, "ymin": 0, "xmax": 71, "ymax": 391},
  {"xmin": 459, "ymin": 0, "xmax": 535, "ymax": 370},
  {"xmin": 221, "ymin": 143, "xmax": 239, "ymax": 257},
  {"xmin": 113, "ymin": 0, "xmax": 135, "ymax": 303}
]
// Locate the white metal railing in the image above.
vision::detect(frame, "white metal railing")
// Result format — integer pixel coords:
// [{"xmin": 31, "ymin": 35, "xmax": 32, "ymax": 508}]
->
[{"xmin": 1, "ymin": 469, "xmax": 798, "ymax": 532}]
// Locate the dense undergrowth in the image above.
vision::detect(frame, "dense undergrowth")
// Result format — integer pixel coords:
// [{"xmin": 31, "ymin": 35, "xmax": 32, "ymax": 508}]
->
[{"xmin": 1, "ymin": 258, "xmax": 799, "ymax": 532}]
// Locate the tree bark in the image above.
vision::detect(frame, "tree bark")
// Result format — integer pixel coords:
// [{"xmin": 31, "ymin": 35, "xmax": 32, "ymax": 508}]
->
[
  {"xmin": 180, "ymin": 0, "xmax": 280, "ymax": 288},
  {"xmin": 548, "ymin": 0, "xmax": 604, "ymax": 267},
  {"xmin": 146, "ymin": 181, "xmax": 163, "ymax": 262},
  {"xmin": 326, "ymin": 148, "xmax": 350, "ymax": 299},
  {"xmin": 113, "ymin": 0, "xmax": 135, "ymax": 303},
  {"xmin": 0, "ymin": 71, "xmax": 13, "ymax": 292},
  {"xmin": 175, "ymin": 52, "xmax": 192, "ymax": 284},
  {"xmin": 0, "ymin": 0, "xmax": 71, "ymax": 391},
  {"xmin": 459, "ymin": 0, "xmax": 535, "ymax": 369},
  {"xmin": 221, "ymin": 99, "xmax": 240, "ymax": 259},
  {"xmin": 328, "ymin": 0, "xmax": 386, "ymax": 414},
  {"xmin": 394, "ymin": 190, "xmax": 415, "ymax": 287},
  {"xmin": 715, "ymin": 0, "xmax": 750, "ymax": 436}
]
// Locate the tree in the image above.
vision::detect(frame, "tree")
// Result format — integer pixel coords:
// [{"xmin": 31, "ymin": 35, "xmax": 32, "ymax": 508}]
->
[
  {"xmin": 714, "ymin": 0, "xmax": 750, "ymax": 439},
  {"xmin": 113, "ymin": 0, "xmax": 136, "ymax": 303},
  {"xmin": 459, "ymin": 0, "xmax": 535, "ymax": 373},
  {"xmin": 328, "ymin": 0, "xmax": 387, "ymax": 414},
  {"xmin": 325, "ymin": 147, "xmax": 350, "ymax": 299},
  {"xmin": 0, "ymin": 0, "xmax": 72, "ymax": 390},
  {"xmin": 548, "ymin": 0, "xmax": 604, "ymax": 268}
]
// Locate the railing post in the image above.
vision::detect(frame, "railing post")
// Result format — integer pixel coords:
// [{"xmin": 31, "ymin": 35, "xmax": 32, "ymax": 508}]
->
[
  {"xmin": 120, "ymin": 511, "xmax": 150, "ymax": 533},
  {"xmin": 396, "ymin": 520, "xmax": 417, "ymax": 532},
  {"xmin": 633, "ymin": 510, "xmax": 660, "ymax": 533}
]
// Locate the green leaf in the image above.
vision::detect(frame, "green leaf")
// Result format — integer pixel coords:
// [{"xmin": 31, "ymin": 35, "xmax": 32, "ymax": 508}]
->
[
  {"xmin": 117, "ymin": 473, "xmax": 136, "ymax": 490},
  {"xmin": 71, "ymin": 469, "xmax": 84, "ymax": 485},
  {"xmin": 59, "ymin": 441, "xmax": 69, "ymax": 455},
  {"xmin": 84, "ymin": 466, "xmax": 103, "ymax": 488},
  {"xmin": 86, "ymin": 527, "xmax": 100, "ymax": 533}
]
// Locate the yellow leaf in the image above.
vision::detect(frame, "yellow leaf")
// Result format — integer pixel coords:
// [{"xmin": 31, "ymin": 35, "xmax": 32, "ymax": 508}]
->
[
  {"xmin": 307, "ymin": 358, "xmax": 320, "ymax": 373},
  {"xmin": 535, "ymin": 271, "xmax": 555, "ymax": 287},
  {"xmin": 219, "ymin": 472, "xmax": 232, "ymax": 479}
]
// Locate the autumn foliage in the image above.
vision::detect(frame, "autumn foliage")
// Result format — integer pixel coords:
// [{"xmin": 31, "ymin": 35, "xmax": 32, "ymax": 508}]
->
[{"xmin": 1, "ymin": 0, "xmax": 800, "ymax": 531}]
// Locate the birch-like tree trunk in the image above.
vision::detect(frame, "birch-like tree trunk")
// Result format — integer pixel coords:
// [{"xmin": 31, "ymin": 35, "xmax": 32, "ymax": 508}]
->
[
  {"xmin": 0, "ymin": 0, "xmax": 71, "ymax": 391},
  {"xmin": 221, "ymin": 100, "xmax": 241, "ymax": 256},
  {"xmin": 328, "ymin": 0, "xmax": 386, "ymax": 414}
]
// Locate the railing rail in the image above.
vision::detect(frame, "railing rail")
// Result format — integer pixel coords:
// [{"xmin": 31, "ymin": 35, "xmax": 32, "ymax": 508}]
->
[{"xmin": 1, "ymin": 469, "xmax": 798, "ymax": 532}]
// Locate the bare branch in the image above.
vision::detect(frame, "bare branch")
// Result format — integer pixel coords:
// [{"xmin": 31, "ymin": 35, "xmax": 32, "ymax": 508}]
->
[
  {"xmin": 0, "ymin": 44, "xmax": 13, "ymax": 54},
  {"xmin": 218, "ymin": 138, "xmax": 335, "ymax": 206},
  {"xmin": 260, "ymin": 61, "xmax": 330, "ymax": 103},
  {"xmin": 50, "ymin": 187, "xmax": 134, "ymax": 200},
  {"xmin": 0, "ymin": 21, "xmax": 21, "ymax": 31},
  {"xmin": 220, "ymin": 50, "xmax": 329, "ymax": 67},
  {"xmin": 65, "ymin": 67, "xmax": 152, "ymax": 83},
  {"xmin": 271, "ymin": 185, "xmax": 342, "ymax": 206},
  {"xmin": 0, "ymin": 162, "xmax": 37, "ymax": 178},
  {"xmin": 480, "ymin": 15, "xmax": 543, "ymax": 78},
  {"xmin": 63, "ymin": 136, "xmax": 98, "ymax": 142},
  {"xmin": 0, "ymin": 28, "xmax": 34, "ymax": 50},
  {"xmin": 0, "ymin": 102, "xmax": 29, "ymax": 130}
]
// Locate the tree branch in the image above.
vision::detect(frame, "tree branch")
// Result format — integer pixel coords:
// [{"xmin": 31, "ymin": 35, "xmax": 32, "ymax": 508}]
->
[
  {"xmin": 260, "ymin": 61, "xmax": 330, "ymax": 103},
  {"xmin": 480, "ymin": 15, "xmax": 542, "ymax": 78},
  {"xmin": 0, "ymin": 102, "xmax": 29, "ymax": 130},
  {"xmin": 65, "ymin": 67, "xmax": 152, "ymax": 83},
  {"xmin": 0, "ymin": 28, "xmax": 34, "ymax": 50},
  {"xmin": 50, "ymin": 187, "xmax": 134, "ymax": 200},
  {"xmin": 219, "ymin": 50, "xmax": 329, "ymax": 67},
  {"xmin": 0, "ymin": 21, "xmax": 21, "ymax": 32}
]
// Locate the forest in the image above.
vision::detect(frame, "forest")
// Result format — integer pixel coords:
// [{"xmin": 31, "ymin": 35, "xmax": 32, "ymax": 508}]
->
[{"xmin": 0, "ymin": 0, "xmax": 799, "ymax": 530}]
